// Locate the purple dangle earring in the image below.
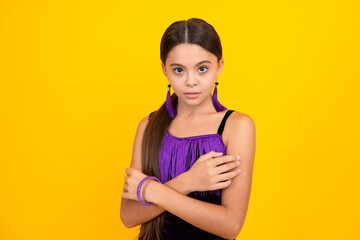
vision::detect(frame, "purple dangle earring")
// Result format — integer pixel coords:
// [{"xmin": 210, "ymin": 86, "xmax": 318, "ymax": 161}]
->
[
  {"xmin": 212, "ymin": 79, "xmax": 227, "ymax": 112},
  {"xmin": 166, "ymin": 83, "xmax": 177, "ymax": 118}
]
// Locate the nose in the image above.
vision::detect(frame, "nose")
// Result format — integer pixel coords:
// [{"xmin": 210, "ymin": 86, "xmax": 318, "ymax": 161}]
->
[{"xmin": 185, "ymin": 73, "xmax": 197, "ymax": 86}]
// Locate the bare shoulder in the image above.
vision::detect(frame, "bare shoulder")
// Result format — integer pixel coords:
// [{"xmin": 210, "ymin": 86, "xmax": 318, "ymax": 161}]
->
[
  {"xmin": 138, "ymin": 114, "xmax": 151, "ymax": 130},
  {"xmin": 223, "ymin": 110, "xmax": 256, "ymax": 146},
  {"xmin": 229, "ymin": 111, "xmax": 255, "ymax": 129},
  {"xmin": 136, "ymin": 110, "xmax": 157, "ymax": 134}
]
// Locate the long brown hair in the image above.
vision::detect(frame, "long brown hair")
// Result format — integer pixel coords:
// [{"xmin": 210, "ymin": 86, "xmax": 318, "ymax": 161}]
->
[{"xmin": 139, "ymin": 18, "xmax": 223, "ymax": 240}]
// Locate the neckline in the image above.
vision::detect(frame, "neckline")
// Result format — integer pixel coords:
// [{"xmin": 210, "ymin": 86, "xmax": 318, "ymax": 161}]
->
[
  {"xmin": 164, "ymin": 109, "xmax": 232, "ymax": 143},
  {"xmin": 165, "ymin": 130, "xmax": 222, "ymax": 141}
]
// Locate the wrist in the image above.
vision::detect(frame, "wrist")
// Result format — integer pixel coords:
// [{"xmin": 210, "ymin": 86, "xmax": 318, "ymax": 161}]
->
[
  {"xmin": 143, "ymin": 179, "xmax": 162, "ymax": 204},
  {"xmin": 179, "ymin": 171, "xmax": 192, "ymax": 195}
]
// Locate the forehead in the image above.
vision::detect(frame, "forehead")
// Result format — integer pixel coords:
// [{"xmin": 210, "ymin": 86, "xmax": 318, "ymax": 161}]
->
[{"xmin": 166, "ymin": 43, "xmax": 216, "ymax": 65}]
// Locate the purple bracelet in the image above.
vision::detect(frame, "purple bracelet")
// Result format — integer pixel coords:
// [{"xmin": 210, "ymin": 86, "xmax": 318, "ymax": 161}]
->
[{"xmin": 137, "ymin": 176, "xmax": 161, "ymax": 206}]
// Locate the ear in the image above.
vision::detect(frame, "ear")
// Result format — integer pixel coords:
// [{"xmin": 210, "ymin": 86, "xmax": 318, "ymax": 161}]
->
[
  {"xmin": 161, "ymin": 62, "xmax": 168, "ymax": 77},
  {"xmin": 216, "ymin": 58, "xmax": 224, "ymax": 78}
]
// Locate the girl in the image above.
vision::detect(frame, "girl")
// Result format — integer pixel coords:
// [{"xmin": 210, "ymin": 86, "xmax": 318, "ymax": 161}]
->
[{"xmin": 120, "ymin": 18, "xmax": 256, "ymax": 240}]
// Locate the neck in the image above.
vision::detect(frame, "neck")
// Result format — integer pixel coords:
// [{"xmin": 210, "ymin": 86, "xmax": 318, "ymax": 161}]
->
[{"xmin": 175, "ymin": 94, "xmax": 216, "ymax": 118}]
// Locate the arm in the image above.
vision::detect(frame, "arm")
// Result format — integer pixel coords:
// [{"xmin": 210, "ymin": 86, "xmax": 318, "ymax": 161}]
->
[
  {"xmin": 120, "ymin": 115, "xmax": 191, "ymax": 228},
  {"xmin": 127, "ymin": 112, "xmax": 256, "ymax": 239},
  {"xmin": 120, "ymin": 115, "xmax": 240, "ymax": 228},
  {"xmin": 121, "ymin": 172, "xmax": 191, "ymax": 228}
]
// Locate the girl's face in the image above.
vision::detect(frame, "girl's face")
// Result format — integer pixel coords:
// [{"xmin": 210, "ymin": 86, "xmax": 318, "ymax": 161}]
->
[{"xmin": 161, "ymin": 43, "xmax": 224, "ymax": 108}]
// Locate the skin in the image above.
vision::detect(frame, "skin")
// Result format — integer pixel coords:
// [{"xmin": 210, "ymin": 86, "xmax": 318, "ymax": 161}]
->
[{"xmin": 120, "ymin": 43, "xmax": 256, "ymax": 239}]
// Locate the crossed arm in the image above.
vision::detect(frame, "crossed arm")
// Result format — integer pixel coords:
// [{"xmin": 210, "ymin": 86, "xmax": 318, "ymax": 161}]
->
[
  {"xmin": 120, "ymin": 112, "xmax": 256, "ymax": 239},
  {"xmin": 120, "ymin": 171, "xmax": 193, "ymax": 227}
]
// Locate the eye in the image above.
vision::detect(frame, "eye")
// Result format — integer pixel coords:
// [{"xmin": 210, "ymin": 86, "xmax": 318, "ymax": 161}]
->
[
  {"xmin": 174, "ymin": 68, "xmax": 183, "ymax": 74},
  {"xmin": 199, "ymin": 66, "xmax": 208, "ymax": 73}
]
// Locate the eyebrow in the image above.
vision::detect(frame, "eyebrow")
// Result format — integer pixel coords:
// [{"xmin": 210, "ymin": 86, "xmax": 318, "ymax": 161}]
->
[{"xmin": 170, "ymin": 60, "xmax": 211, "ymax": 67}]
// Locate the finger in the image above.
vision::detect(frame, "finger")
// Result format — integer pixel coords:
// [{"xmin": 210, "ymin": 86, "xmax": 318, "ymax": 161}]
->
[
  {"xmin": 199, "ymin": 151, "xmax": 224, "ymax": 162},
  {"xmin": 214, "ymin": 160, "xmax": 240, "ymax": 174},
  {"xmin": 211, "ymin": 155, "xmax": 240, "ymax": 167},
  {"xmin": 215, "ymin": 169, "xmax": 240, "ymax": 182},
  {"xmin": 122, "ymin": 183, "xmax": 128, "ymax": 192},
  {"xmin": 125, "ymin": 167, "xmax": 135, "ymax": 175},
  {"xmin": 213, "ymin": 179, "xmax": 232, "ymax": 189},
  {"xmin": 122, "ymin": 192, "xmax": 128, "ymax": 199}
]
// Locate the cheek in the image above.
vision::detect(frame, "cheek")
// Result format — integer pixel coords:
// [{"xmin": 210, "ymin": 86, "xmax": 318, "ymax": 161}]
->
[
  {"xmin": 206, "ymin": 82, "xmax": 216, "ymax": 92},
  {"xmin": 169, "ymin": 82, "xmax": 181, "ymax": 92}
]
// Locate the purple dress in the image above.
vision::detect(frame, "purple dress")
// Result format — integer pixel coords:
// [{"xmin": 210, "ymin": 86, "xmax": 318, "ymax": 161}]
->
[{"xmin": 143, "ymin": 109, "xmax": 235, "ymax": 240}]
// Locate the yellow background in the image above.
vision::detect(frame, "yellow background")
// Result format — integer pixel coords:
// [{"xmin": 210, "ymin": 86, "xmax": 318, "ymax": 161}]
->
[{"xmin": 1, "ymin": 0, "xmax": 359, "ymax": 239}]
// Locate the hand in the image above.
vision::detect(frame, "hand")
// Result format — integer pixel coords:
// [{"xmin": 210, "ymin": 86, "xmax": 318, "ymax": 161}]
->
[
  {"xmin": 122, "ymin": 167, "xmax": 154, "ymax": 203},
  {"xmin": 183, "ymin": 151, "xmax": 241, "ymax": 192}
]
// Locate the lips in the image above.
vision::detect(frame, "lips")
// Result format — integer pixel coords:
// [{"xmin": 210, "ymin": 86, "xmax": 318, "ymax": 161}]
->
[{"xmin": 184, "ymin": 92, "xmax": 200, "ymax": 99}]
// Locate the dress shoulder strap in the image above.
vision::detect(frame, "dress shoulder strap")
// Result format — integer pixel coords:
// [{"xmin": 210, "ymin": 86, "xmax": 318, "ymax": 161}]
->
[
  {"xmin": 148, "ymin": 110, "xmax": 156, "ymax": 120},
  {"xmin": 217, "ymin": 110, "xmax": 235, "ymax": 135}
]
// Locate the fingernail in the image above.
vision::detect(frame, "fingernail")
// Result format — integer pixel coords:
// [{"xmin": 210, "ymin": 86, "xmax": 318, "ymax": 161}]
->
[
  {"xmin": 237, "ymin": 155, "xmax": 240, "ymax": 159},
  {"xmin": 238, "ymin": 169, "xmax": 241, "ymax": 173},
  {"xmin": 237, "ymin": 161, "xmax": 240, "ymax": 165}
]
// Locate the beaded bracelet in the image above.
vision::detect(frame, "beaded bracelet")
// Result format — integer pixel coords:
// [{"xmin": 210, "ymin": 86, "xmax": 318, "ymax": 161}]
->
[{"xmin": 137, "ymin": 176, "xmax": 161, "ymax": 206}]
